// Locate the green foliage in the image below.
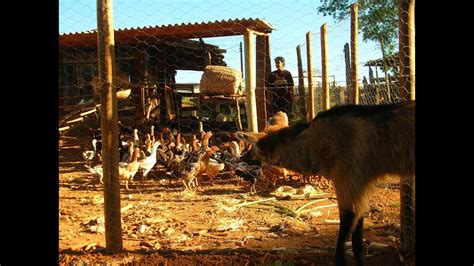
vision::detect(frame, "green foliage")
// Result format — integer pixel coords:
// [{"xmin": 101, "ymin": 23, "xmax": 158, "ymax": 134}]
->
[{"xmin": 317, "ymin": 0, "xmax": 399, "ymax": 55}]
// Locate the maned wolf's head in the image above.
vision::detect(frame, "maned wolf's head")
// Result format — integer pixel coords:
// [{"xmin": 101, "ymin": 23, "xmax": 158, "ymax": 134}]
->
[
  {"xmin": 236, "ymin": 111, "xmax": 291, "ymax": 166},
  {"xmin": 236, "ymin": 122, "xmax": 310, "ymax": 168}
]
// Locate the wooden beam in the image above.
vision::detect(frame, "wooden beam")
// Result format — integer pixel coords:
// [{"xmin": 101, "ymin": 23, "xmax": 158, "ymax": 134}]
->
[
  {"xmin": 59, "ymin": 126, "xmax": 70, "ymax": 132},
  {"xmin": 60, "ymin": 19, "xmax": 274, "ymax": 47}
]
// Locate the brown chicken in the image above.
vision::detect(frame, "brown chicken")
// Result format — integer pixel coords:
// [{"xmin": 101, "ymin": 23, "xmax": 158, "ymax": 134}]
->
[
  {"xmin": 119, "ymin": 147, "xmax": 140, "ymax": 190},
  {"xmin": 203, "ymin": 147, "xmax": 224, "ymax": 185}
]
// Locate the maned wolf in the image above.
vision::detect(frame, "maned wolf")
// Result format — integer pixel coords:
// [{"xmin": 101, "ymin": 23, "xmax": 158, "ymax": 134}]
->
[{"xmin": 237, "ymin": 102, "xmax": 415, "ymax": 266}]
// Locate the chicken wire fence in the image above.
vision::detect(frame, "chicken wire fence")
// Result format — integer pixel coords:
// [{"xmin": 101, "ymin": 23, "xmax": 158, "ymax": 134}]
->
[{"xmin": 59, "ymin": 0, "xmax": 414, "ymax": 261}]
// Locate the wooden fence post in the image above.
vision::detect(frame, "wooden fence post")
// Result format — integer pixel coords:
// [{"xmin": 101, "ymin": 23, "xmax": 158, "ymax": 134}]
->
[
  {"xmin": 306, "ymin": 32, "xmax": 314, "ymax": 121},
  {"xmin": 244, "ymin": 30, "xmax": 258, "ymax": 133},
  {"xmin": 296, "ymin": 45, "xmax": 307, "ymax": 119},
  {"xmin": 398, "ymin": 0, "xmax": 415, "ymax": 263},
  {"xmin": 96, "ymin": 0, "xmax": 123, "ymax": 253},
  {"xmin": 256, "ymin": 34, "xmax": 269, "ymax": 131},
  {"xmin": 351, "ymin": 3, "xmax": 359, "ymax": 105},
  {"xmin": 399, "ymin": 0, "xmax": 416, "ymax": 102},
  {"xmin": 344, "ymin": 43, "xmax": 351, "ymax": 104},
  {"xmin": 320, "ymin": 24, "xmax": 329, "ymax": 111}
]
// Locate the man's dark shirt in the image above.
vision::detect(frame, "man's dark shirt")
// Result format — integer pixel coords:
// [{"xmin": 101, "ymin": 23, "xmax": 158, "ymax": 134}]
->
[{"xmin": 266, "ymin": 70, "xmax": 294, "ymax": 117}]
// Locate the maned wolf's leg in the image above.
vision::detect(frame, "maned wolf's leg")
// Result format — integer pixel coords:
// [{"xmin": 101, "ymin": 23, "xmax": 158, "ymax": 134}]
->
[
  {"xmin": 335, "ymin": 210, "xmax": 357, "ymax": 266},
  {"xmin": 351, "ymin": 216, "xmax": 365, "ymax": 266}
]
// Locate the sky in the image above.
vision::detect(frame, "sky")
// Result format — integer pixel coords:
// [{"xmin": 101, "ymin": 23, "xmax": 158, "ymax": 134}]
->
[{"xmin": 59, "ymin": 0, "xmax": 385, "ymax": 86}]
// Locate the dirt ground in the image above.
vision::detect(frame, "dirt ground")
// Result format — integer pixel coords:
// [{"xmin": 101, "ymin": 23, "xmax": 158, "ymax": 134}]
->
[{"xmin": 59, "ymin": 132, "xmax": 404, "ymax": 265}]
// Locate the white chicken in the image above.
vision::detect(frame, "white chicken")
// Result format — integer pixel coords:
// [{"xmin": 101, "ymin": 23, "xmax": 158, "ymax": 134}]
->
[
  {"xmin": 82, "ymin": 139, "xmax": 99, "ymax": 166},
  {"xmin": 84, "ymin": 164, "xmax": 104, "ymax": 184},
  {"xmin": 138, "ymin": 141, "xmax": 161, "ymax": 179}
]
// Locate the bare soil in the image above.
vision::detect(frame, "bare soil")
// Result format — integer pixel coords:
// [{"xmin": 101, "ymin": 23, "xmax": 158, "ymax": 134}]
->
[{"xmin": 59, "ymin": 133, "xmax": 403, "ymax": 265}]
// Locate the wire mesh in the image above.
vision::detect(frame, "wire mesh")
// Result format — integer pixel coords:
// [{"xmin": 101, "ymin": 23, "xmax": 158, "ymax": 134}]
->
[{"xmin": 59, "ymin": 0, "xmax": 415, "ymax": 262}]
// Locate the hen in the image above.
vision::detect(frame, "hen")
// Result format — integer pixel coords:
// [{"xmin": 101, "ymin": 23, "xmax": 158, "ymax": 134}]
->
[
  {"xmin": 118, "ymin": 147, "xmax": 140, "ymax": 190},
  {"xmin": 204, "ymin": 147, "xmax": 225, "ymax": 185}
]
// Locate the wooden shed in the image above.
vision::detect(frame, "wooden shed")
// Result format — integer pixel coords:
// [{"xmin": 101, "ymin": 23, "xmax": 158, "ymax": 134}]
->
[{"xmin": 59, "ymin": 18, "xmax": 274, "ymax": 130}]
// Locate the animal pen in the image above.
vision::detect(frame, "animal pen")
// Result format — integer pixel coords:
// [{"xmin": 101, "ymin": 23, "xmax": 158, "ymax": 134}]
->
[{"xmin": 59, "ymin": 0, "xmax": 415, "ymax": 265}]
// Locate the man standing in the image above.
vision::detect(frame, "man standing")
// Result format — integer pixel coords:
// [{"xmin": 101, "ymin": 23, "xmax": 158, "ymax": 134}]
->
[{"xmin": 266, "ymin": 56, "xmax": 294, "ymax": 119}]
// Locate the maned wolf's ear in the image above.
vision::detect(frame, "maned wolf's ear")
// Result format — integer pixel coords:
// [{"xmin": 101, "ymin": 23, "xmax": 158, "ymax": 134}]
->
[{"xmin": 235, "ymin": 132, "xmax": 266, "ymax": 146}]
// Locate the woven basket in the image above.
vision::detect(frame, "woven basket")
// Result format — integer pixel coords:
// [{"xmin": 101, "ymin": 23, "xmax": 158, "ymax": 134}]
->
[
  {"xmin": 116, "ymin": 89, "xmax": 131, "ymax": 100},
  {"xmin": 200, "ymin": 65, "xmax": 242, "ymax": 96}
]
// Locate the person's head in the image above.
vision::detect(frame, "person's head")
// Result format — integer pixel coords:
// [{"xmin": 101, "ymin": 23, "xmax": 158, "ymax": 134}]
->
[{"xmin": 274, "ymin": 56, "xmax": 285, "ymax": 71}]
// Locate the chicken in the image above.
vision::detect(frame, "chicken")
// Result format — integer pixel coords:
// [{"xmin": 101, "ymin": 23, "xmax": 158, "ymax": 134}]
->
[
  {"xmin": 191, "ymin": 134, "xmax": 200, "ymax": 152},
  {"xmin": 118, "ymin": 147, "xmax": 140, "ymax": 190},
  {"xmin": 229, "ymin": 140, "xmax": 241, "ymax": 158},
  {"xmin": 84, "ymin": 164, "xmax": 103, "ymax": 184},
  {"xmin": 266, "ymin": 111, "xmax": 289, "ymax": 132},
  {"xmin": 201, "ymin": 131, "xmax": 213, "ymax": 149},
  {"xmin": 206, "ymin": 158, "xmax": 225, "ymax": 184},
  {"xmin": 138, "ymin": 141, "xmax": 161, "ymax": 179},
  {"xmin": 160, "ymin": 127, "xmax": 175, "ymax": 144},
  {"xmin": 144, "ymin": 133, "xmax": 153, "ymax": 155},
  {"xmin": 178, "ymin": 148, "xmax": 207, "ymax": 190},
  {"xmin": 82, "ymin": 138, "xmax": 101, "ymax": 166},
  {"xmin": 198, "ymin": 146, "xmax": 221, "ymax": 186},
  {"xmin": 150, "ymin": 125, "xmax": 155, "ymax": 144},
  {"xmin": 235, "ymin": 162, "xmax": 264, "ymax": 194},
  {"xmin": 133, "ymin": 128, "xmax": 140, "ymax": 147}
]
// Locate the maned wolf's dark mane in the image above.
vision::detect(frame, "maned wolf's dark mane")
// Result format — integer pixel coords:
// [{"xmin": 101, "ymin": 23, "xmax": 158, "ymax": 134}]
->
[{"xmin": 316, "ymin": 102, "xmax": 411, "ymax": 122}]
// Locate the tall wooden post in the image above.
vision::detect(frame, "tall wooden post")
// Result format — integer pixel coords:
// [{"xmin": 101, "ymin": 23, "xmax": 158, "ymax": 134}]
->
[
  {"xmin": 351, "ymin": 3, "xmax": 359, "ymax": 105},
  {"xmin": 244, "ymin": 30, "xmax": 258, "ymax": 132},
  {"xmin": 344, "ymin": 43, "xmax": 351, "ymax": 104},
  {"xmin": 398, "ymin": 0, "xmax": 415, "ymax": 263},
  {"xmin": 96, "ymin": 0, "xmax": 123, "ymax": 253},
  {"xmin": 306, "ymin": 32, "xmax": 314, "ymax": 121},
  {"xmin": 399, "ymin": 0, "xmax": 416, "ymax": 102},
  {"xmin": 256, "ymin": 35, "xmax": 269, "ymax": 132},
  {"xmin": 296, "ymin": 45, "xmax": 307, "ymax": 118},
  {"xmin": 321, "ymin": 24, "xmax": 329, "ymax": 111}
]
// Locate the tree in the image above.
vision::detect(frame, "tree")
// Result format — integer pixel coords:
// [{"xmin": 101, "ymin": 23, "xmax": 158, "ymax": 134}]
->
[{"xmin": 317, "ymin": 0, "xmax": 398, "ymax": 56}]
